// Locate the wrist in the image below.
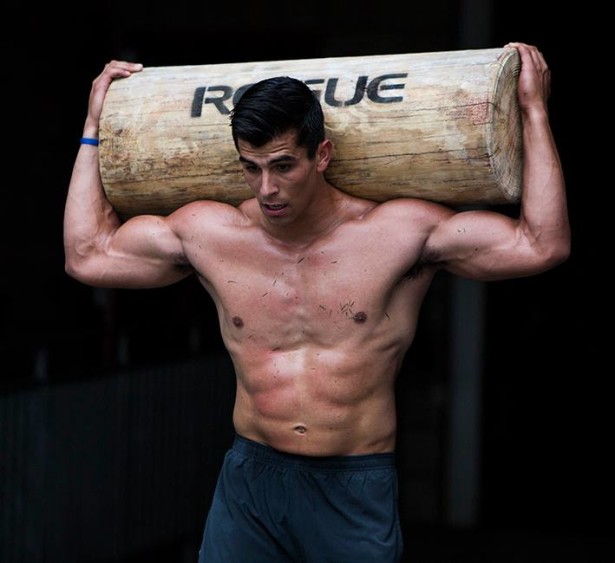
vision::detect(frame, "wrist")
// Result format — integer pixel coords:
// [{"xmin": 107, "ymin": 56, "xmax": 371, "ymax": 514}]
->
[
  {"xmin": 81, "ymin": 122, "xmax": 99, "ymax": 146},
  {"xmin": 82, "ymin": 117, "xmax": 99, "ymax": 140},
  {"xmin": 80, "ymin": 137, "xmax": 99, "ymax": 146}
]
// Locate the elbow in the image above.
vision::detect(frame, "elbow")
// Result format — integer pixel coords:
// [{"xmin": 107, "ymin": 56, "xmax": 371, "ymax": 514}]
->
[
  {"xmin": 538, "ymin": 235, "xmax": 571, "ymax": 272},
  {"xmin": 524, "ymin": 219, "xmax": 571, "ymax": 272},
  {"xmin": 64, "ymin": 258, "xmax": 82, "ymax": 281},
  {"xmin": 555, "ymin": 238, "xmax": 572, "ymax": 266},
  {"xmin": 64, "ymin": 236, "xmax": 104, "ymax": 285},
  {"xmin": 64, "ymin": 251, "xmax": 101, "ymax": 286},
  {"xmin": 551, "ymin": 226, "xmax": 572, "ymax": 267},
  {"xmin": 64, "ymin": 255, "xmax": 89, "ymax": 284}
]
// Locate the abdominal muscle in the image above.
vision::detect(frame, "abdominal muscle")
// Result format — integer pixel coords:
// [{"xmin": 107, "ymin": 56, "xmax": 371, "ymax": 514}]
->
[
  {"xmin": 195, "ymin": 203, "xmax": 430, "ymax": 457},
  {"xmin": 230, "ymin": 341, "xmax": 401, "ymax": 457}
]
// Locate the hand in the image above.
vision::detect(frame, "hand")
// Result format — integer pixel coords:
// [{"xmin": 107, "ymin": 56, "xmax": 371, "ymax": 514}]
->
[
  {"xmin": 505, "ymin": 42, "xmax": 551, "ymax": 113},
  {"xmin": 83, "ymin": 60, "xmax": 143, "ymax": 137}
]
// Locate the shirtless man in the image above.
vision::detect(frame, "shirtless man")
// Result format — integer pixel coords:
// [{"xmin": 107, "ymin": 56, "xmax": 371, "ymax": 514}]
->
[{"xmin": 64, "ymin": 42, "xmax": 570, "ymax": 562}]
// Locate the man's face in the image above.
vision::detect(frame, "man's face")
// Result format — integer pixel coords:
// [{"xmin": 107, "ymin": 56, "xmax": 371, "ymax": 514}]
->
[{"xmin": 237, "ymin": 130, "xmax": 322, "ymax": 225}]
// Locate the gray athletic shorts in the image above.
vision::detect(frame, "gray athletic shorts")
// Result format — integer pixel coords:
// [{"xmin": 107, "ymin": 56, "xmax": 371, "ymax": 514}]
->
[{"xmin": 198, "ymin": 434, "xmax": 403, "ymax": 562}]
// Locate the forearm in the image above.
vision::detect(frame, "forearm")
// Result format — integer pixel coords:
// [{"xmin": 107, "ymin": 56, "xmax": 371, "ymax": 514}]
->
[
  {"xmin": 519, "ymin": 107, "xmax": 571, "ymax": 264},
  {"xmin": 63, "ymin": 140, "xmax": 122, "ymax": 276}
]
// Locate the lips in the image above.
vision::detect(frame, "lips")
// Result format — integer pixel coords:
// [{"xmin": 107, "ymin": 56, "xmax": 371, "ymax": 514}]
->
[{"xmin": 262, "ymin": 202, "xmax": 287, "ymax": 216}]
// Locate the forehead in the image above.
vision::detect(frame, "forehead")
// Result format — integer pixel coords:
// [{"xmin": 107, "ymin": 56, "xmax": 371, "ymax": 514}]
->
[{"xmin": 237, "ymin": 130, "xmax": 306, "ymax": 162}]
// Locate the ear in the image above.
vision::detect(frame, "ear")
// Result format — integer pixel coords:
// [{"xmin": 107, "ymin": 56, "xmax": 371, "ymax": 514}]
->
[{"xmin": 316, "ymin": 139, "xmax": 334, "ymax": 172}]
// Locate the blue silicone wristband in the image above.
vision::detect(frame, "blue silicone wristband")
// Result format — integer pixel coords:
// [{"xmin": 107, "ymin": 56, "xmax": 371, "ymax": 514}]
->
[{"xmin": 80, "ymin": 137, "xmax": 99, "ymax": 146}]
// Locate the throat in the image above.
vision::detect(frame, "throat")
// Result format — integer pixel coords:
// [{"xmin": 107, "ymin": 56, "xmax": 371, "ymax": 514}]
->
[{"xmin": 267, "ymin": 189, "xmax": 351, "ymax": 246}]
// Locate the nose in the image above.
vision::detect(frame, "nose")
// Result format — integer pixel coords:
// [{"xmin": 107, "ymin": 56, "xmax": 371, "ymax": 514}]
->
[{"xmin": 259, "ymin": 170, "xmax": 279, "ymax": 198}]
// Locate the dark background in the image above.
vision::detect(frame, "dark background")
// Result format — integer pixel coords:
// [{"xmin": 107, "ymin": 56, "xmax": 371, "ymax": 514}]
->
[{"xmin": 3, "ymin": 1, "xmax": 611, "ymax": 562}]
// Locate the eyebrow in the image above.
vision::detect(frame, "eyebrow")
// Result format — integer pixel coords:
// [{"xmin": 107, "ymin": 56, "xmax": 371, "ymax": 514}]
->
[{"xmin": 238, "ymin": 154, "xmax": 297, "ymax": 166}]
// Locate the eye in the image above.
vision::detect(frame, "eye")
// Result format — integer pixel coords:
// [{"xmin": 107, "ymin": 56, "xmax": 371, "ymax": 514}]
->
[
  {"xmin": 275, "ymin": 162, "xmax": 292, "ymax": 173},
  {"xmin": 242, "ymin": 163, "xmax": 259, "ymax": 174}
]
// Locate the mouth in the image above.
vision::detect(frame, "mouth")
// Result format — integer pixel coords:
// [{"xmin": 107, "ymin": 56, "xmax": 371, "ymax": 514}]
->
[{"xmin": 262, "ymin": 202, "xmax": 288, "ymax": 216}]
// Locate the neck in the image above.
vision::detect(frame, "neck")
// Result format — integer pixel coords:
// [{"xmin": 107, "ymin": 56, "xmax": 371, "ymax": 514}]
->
[{"xmin": 266, "ymin": 181, "xmax": 346, "ymax": 247}]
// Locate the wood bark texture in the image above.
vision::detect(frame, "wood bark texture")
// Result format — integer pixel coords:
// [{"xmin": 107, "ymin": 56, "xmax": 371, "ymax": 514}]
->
[{"xmin": 99, "ymin": 47, "xmax": 522, "ymax": 217}]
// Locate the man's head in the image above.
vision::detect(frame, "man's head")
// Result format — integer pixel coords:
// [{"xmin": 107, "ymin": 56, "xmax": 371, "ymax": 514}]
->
[{"xmin": 230, "ymin": 76, "xmax": 325, "ymax": 159}]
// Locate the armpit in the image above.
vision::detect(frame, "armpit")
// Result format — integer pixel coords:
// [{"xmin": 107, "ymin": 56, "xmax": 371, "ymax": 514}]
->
[
  {"xmin": 173, "ymin": 253, "xmax": 193, "ymax": 272},
  {"xmin": 403, "ymin": 249, "xmax": 441, "ymax": 279}
]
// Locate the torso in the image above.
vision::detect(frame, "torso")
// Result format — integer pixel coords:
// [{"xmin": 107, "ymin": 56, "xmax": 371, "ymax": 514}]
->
[{"xmin": 173, "ymin": 193, "xmax": 442, "ymax": 456}]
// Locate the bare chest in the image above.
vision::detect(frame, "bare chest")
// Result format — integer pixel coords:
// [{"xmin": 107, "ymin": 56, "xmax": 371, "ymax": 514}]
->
[
  {"xmin": 223, "ymin": 249, "xmax": 374, "ymax": 316},
  {"xmin": 199, "ymin": 240, "xmax": 411, "ymax": 344}
]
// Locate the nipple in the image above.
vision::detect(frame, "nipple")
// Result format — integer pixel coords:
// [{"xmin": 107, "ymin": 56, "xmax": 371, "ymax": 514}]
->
[
  {"xmin": 353, "ymin": 311, "xmax": 367, "ymax": 323},
  {"xmin": 232, "ymin": 316, "xmax": 244, "ymax": 328}
]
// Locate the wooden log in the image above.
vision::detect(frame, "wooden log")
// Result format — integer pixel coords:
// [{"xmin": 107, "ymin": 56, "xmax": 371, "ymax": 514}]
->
[{"xmin": 99, "ymin": 47, "xmax": 522, "ymax": 218}]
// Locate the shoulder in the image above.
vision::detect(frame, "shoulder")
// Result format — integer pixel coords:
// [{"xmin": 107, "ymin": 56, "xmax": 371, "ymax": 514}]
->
[
  {"xmin": 334, "ymin": 189, "xmax": 454, "ymax": 223},
  {"xmin": 361, "ymin": 198, "xmax": 459, "ymax": 270},
  {"xmin": 166, "ymin": 199, "xmax": 253, "ymax": 232},
  {"xmin": 364, "ymin": 197, "xmax": 455, "ymax": 228}
]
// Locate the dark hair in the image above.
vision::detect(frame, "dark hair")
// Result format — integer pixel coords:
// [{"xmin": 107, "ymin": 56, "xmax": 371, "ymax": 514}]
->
[{"xmin": 230, "ymin": 76, "xmax": 325, "ymax": 159}]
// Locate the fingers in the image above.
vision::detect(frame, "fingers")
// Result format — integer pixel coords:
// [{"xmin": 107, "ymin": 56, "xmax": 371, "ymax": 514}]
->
[
  {"xmin": 505, "ymin": 42, "xmax": 551, "ymax": 106},
  {"xmin": 92, "ymin": 60, "xmax": 143, "ymax": 102},
  {"xmin": 93, "ymin": 60, "xmax": 143, "ymax": 89},
  {"xmin": 85, "ymin": 60, "xmax": 143, "ymax": 131},
  {"xmin": 509, "ymin": 43, "xmax": 548, "ymax": 73},
  {"xmin": 101, "ymin": 60, "xmax": 144, "ymax": 80},
  {"xmin": 505, "ymin": 42, "xmax": 549, "ymax": 73}
]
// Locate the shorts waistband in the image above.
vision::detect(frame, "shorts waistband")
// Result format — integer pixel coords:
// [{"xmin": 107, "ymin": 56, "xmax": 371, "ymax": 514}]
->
[{"xmin": 232, "ymin": 434, "xmax": 396, "ymax": 471}]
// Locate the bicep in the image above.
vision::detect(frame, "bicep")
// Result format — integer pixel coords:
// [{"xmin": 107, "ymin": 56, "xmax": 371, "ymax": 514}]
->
[
  {"xmin": 79, "ymin": 215, "xmax": 191, "ymax": 288},
  {"xmin": 426, "ymin": 210, "xmax": 540, "ymax": 281}
]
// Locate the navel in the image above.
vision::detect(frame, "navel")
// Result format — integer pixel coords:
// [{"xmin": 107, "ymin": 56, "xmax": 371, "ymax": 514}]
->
[
  {"xmin": 232, "ymin": 316, "xmax": 244, "ymax": 328},
  {"xmin": 293, "ymin": 424, "xmax": 307, "ymax": 435}
]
